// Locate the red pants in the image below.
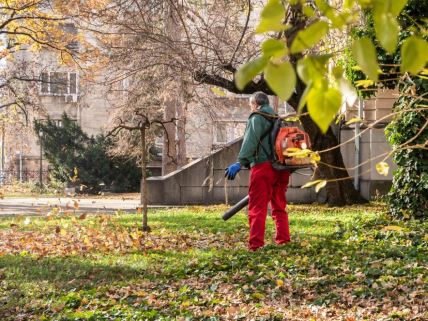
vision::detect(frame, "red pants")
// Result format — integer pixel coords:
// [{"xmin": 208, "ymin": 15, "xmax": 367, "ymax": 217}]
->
[{"xmin": 248, "ymin": 162, "xmax": 290, "ymax": 250}]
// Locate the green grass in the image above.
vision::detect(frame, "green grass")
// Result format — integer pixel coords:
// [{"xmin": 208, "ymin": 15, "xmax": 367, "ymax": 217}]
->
[{"xmin": 0, "ymin": 204, "xmax": 427, "ymax": 320}]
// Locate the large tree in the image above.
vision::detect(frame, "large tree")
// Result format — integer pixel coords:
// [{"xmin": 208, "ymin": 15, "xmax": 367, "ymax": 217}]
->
[
  {"xmin": 80, "ymin": 0, "xmax": 363, "ymax": 205},
  {"xmin": 82, "ymin": 0, "xmax": 427, "ymax": 206}
]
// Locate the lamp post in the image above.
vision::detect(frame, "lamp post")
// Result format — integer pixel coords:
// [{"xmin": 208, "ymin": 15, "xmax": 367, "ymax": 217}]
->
[{"xmin": 38, "ymin": 130, "xmax": 43, "ymax": 189}]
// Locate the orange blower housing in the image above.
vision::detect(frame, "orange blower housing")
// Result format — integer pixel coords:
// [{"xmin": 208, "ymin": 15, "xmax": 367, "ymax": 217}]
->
[{"xmin": 274, "ymin": 127, "xmax": 312, "ymax": 167}]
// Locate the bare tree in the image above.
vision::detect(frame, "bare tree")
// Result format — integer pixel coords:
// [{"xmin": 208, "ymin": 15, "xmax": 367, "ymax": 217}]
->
[{"xmin": 107, "ymin": 69, "xmax": 177, "ymax": 230}]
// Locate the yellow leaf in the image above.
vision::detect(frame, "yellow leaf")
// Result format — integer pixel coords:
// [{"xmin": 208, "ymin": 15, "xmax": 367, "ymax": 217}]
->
[
  {"xmin": 345, "ymin": 117, "xmax": 363, "ymax": 125},
  {"xmin": 355, "ymin": 79, "xmax": 375, "ymax": 88},
  {"xmin": 301, "ymin": 179, "xmax": 324, "ymax": 189},
  {"xmin": 310, "ymin": 152, "xmax": 321, "ymax": 163},
  {"xmin": 73, "ymin": 200, "xmax": 80, "ymax": 209},
  {"xmin": 351, "ymin": 65, "xmax": 362, "ymax": 71},
  {"xmin": 181, "ymin": 300, "xmax": 191, "ymax": 307},
  {"xmin": 83, "ymin": 236, "xmax": 91, "ymax": 246},
  {"xmin": 420, "ymin": 68, "xmax": 428, "ymax": 75},
  {"xmin": 375, "ymin": 162, "xmax": 389, "ymax": 176},
  {"xmin": 284, "ymin": 148, "xmax": 311, "ymax": 158},
  {"xmin": 300, "ymin": 240, "xmax": 309, "ymax": 247},
  {"xmin": 382, "ymin": 225, "xmax": 404, "ymax": 232},
  {"xmin": 315, "ymin": 180, "xmax": 327, "ymax": 193},
  {"xmin": 211, "ymin": 87, "xmax": 228, "ymax": 97},
  {"xmin": 276, "ymin": 279, "xmax": 284, "ymax": 286},
  {"xmin": 136, "ymin": 290, "xmax": 148, "ymax": 297}
]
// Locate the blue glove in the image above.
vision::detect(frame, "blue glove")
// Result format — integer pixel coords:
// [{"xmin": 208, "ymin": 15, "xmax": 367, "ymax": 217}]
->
[{"xmin": 225, "ymin": 162, "xmax": 241, "ymax": 180}]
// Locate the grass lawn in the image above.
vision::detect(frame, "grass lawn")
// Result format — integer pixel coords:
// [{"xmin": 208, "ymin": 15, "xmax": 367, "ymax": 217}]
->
[{"xmin": 0, "ymin": 204, "xmax": 427, "ymax": 320}]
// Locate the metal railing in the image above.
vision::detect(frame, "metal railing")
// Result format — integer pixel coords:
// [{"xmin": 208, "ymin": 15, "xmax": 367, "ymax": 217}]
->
[{"xmin": 0, "ymin": 170, "xmax": 49, "ymax": 185}]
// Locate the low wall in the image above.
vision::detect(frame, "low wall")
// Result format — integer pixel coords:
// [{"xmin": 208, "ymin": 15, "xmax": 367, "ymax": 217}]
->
[{"xmin": 147, "ymin": 138, "xmax": 320, "ymax": 205}]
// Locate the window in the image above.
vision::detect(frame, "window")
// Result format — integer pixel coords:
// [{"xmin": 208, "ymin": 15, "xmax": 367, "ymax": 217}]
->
[{"xmin": 40, "ymin": 72, "xmax": 78, "ymax": 96}]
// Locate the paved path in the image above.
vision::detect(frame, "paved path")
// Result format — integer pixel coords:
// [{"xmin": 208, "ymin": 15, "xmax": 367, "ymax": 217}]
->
[{"xmin": 0, "ymin": 197, "xmax": 164, "ymax": 215}]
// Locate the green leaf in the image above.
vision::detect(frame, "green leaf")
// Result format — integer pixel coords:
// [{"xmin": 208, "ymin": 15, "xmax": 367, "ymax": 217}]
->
[
  {"xmin": 374, "ymin": 0, "xmax": 408, "ymax": 16},
  {"xmin": 344, "ymin": 0, "xmax": 356, "ymax": 9},
  {"xmin": 296, "ymin": 55, "xmax": 330, "ymax": 84},
  {"xmin": 255, "ymin": 0, "xmax": 286, "ymax": 33},
  {"xmin": 302, "ymin": 5, "xmax": 315, "ymax": 17},
  {"xmin": 307, "ymin": 86, "xmax": 342, "ymax": 133},
  {"xmin": 390, "ymin": 0, "xmax": 408, "ymax": 15},
  {"xmin": 265, "ymin": 61, "xmax": 296, "ymax": 101},
  {"xmin": 298, "ymin": 81, "xmax": 312, "ymax": 112},
  {"xmin": 374, "ymin": 11, "xmax": 399, "ymax": 53},
  {"xmin": 351, "ymin": 37, "xmax": 379, "ymax": 81},
  {"xmin": 235, "ymin": 56, "xmax": 269, "ymax": 90},
  {"xmin": 401, "ymin": 36, "xmax": 428, "ymax": 74},
  {"xmin": 356, "ymin": 0, "xmax": 373, "ymax": 8},
  {"xmin": 290, "ymin": 21, "xmax": 329, "ymax": 54},
  {"xmin": 260, "ymin": 0, "xmax": 285, "ymax": 21},
  {"xmin": 261, "ymin": 39, "xmax": 287, "ymax": 58}
]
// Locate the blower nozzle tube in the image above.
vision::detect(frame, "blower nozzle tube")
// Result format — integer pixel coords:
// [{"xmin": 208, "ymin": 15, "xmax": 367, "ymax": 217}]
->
[{"xmin": 222, "ymin": 195, "xmax": 249, "ymax": 221}]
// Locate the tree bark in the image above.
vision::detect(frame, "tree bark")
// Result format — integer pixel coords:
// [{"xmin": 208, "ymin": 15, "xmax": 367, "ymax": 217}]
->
[
  {"xmin": 299, "ymin": 114, "xmax": 367, "ymax": 206},
  {"xmin": 140, "ymin": 126, "xmax": 150, "ymax": 231},
  {"xmin": 176, "ymin": 80, "xmax": 187, "ymax": 167},
  {"xmin": 290, "ymin": 80, "xmax": 367, "ymax": 206},
  {"xmin": 162, "ymin": 2, "xmax": 180, "ymax": 175},
  {"xmin": 162, "ymin": 98, "xmax": 177, "ymax": 175}
]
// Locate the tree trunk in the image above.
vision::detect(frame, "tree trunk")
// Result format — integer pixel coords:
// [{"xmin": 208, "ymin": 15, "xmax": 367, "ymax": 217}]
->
[
  {"xmin": 176, "ymin": 80, "xmax": 187, "ymax": 167},
  {"xmin": 299, "ymin": 114, "xmax": 367, "ymax": 206},
  {"xmin": 162, "ymin": 98, "xmax": 177, "ymax": 175},
  {"xmin": 162, "ymin": 2, "xmax": 179, "ymax": 175},
  {"xmin": 140, "ymin": 127, "xmax": 150, "ymax": 231}
]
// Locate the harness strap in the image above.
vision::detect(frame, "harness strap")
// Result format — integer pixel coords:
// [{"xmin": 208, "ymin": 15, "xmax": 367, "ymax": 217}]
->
[{"xmin": 249, "ymin": 111, "xmax": 277, "ymax": 160}]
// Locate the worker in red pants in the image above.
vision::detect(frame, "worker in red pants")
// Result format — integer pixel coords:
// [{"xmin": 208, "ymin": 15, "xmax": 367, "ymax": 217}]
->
[{"xmin": 225, "ymin": 92, "xmax": 291, "ymax": 251}]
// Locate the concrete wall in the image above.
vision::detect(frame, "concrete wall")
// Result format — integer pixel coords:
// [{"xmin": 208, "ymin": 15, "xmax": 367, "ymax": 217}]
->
[
  {"xmin": 340, "ymin": 126, "xmax": 396, "ymax": 200},
  {"xmin": 340, "ymin": 89, "xmax": 398, "ymax": 200},
  {"xmin": 147, "ymin": 138, "xmax": 321, "ymax": 205}
]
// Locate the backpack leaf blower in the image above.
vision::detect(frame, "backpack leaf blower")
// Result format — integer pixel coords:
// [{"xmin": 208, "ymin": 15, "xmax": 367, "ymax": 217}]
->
[{"xmin": 222, "ymin": 113, "xmax": 313, "ymax": 221}]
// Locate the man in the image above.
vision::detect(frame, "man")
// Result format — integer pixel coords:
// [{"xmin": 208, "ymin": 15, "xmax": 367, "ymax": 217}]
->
[{"xmin": 225, "ymin": 92, "xmax": 291, "ymax": 251}]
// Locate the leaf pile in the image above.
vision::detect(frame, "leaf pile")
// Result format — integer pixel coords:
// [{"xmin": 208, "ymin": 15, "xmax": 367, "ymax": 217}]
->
[
  {"xmin": 0, "ymin": 207, "xmax": 427, "ymax": 321},
  {"xmin": 0, "ymin": 214, "xmax": 248, "ymax": 258}
]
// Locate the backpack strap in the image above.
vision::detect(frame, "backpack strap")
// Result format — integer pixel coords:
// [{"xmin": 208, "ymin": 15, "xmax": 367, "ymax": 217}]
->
[{"xmin": 249, "ymin": 111, "xmax": 277, "ymax": 160}]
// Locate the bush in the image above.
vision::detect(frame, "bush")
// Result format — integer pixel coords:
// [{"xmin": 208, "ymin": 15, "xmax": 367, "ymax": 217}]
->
[
  {"xmin": 34, "ymin": 113, "xmax": 141, "ymax": 193},
  {"xmin": 345, "ymin": 0, "xmax": 428, "ymax": 219},
  {"xmin": 385, "ymin": 78, "xmax": 428, "ymax": 219}
]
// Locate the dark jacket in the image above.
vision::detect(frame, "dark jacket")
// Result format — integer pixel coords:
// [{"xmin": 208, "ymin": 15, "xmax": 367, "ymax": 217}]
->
[{"xmin": 238, "ymin": 104, "xmax": 275, "ymax": 168}]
